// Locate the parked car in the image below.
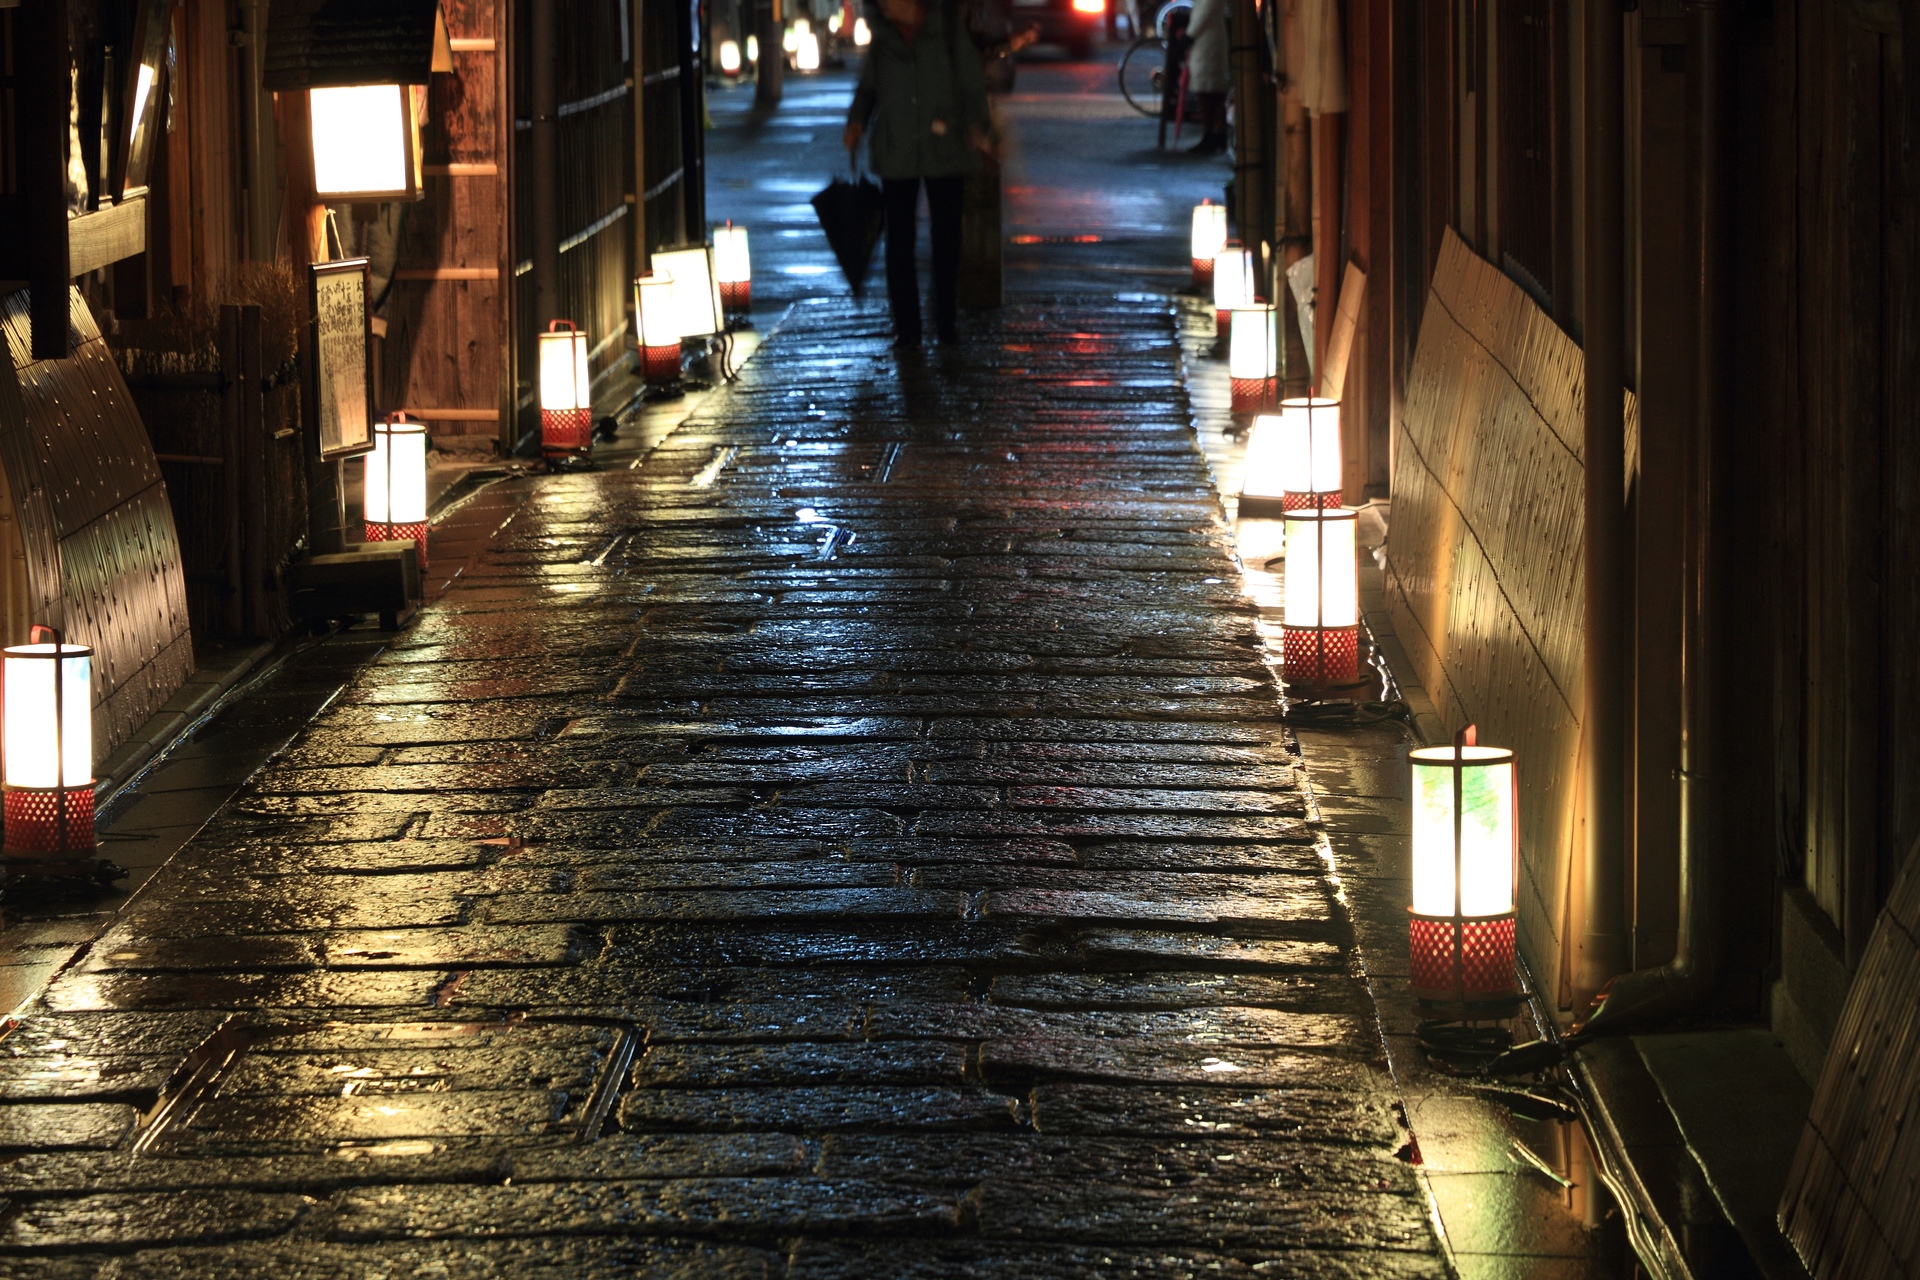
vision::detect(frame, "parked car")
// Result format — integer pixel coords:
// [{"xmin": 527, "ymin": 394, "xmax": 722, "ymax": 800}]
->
[{"xmin": 1007, "ymin": 0, "xmax": 1105, "ymax": 59}]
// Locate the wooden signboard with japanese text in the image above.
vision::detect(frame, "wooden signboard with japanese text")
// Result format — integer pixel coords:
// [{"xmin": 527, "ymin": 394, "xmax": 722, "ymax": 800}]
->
[{"xmin": 310, "ymin": 258, "xmax": 375, "ymax": 460}]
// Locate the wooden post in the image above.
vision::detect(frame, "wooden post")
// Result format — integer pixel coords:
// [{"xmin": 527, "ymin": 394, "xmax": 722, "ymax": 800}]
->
[
  {"xmin": 755, "ymin": 0, "xmax": 785, "ymax": 111},
  {"xmin": 17, "ymin": 0, "xmax": 72, "ymax": 360},
  {"xmin": 278, "ymin": 88, "xmax": 338, "ymax": 556},
  {"xmin": 1277, "ymin": 0, "xmax": 1312, "ymax": 396},
  {"xmin": 219, "ymin": 306, "xmax": 245, "ymax": 637},
  {"xmin": 1228, "ymin": 0, "xmax": 1266, "ymax": 264},
  {"xmin": 238, "ymin": 305, "xmax": 269, "ymax": 638},
  {"xmin": 1311, "ymin": 112, "xmax": 1343, "ymax": 389},
  {"xmin": 633, "ymin": 0, "xmax": 651, "ymax": 275},
  {"xmin": 958, "ymin": 158, "xmax": 1004, "ymax": 311},
  {"xmin": 1577, "ymin": 0, "xmax": 1629, "ymax": 1005}
]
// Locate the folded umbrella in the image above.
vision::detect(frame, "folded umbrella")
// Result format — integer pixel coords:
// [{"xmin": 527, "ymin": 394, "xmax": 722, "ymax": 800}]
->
[{"xmin": 810, "ymin": 172, "xmax": 887, "ymax": 299}]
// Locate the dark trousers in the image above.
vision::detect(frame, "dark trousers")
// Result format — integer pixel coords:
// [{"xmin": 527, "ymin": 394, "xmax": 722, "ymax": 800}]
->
[{"xmin": 883, "ymin": 174, "xmax": 965, "ymax": 341}]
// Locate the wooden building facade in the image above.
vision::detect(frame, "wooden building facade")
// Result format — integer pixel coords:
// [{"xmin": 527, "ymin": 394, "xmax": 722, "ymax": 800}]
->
[
  {"xmin": 0, "ymin": 0, "xmax": 705, "ymax": 744},
  {"xmin": 1251, "ymin": 2, "xmax": 1917, "ymax": 1269},
  {"xmin": 0, "ymin": 0, "xmax": 706, "ymax": 629}
]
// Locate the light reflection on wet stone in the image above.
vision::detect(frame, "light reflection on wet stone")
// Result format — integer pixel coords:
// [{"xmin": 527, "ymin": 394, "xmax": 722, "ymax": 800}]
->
[{"xmin": 0, "ymin": 301, "xmax": 1442, "ymax": 1275}]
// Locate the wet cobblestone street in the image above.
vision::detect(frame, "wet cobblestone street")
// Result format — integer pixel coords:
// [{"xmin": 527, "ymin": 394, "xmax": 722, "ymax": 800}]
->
[{"xmin": 0, "ymin": 299, "xmax": 1443, "ymax": 1277}]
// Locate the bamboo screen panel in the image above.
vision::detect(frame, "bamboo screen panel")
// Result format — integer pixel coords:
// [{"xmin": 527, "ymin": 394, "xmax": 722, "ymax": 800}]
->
[
  {"xmin": 1780, "ymin": 836, "xmax": 1920, "ymax": 1280},
  {"xmin": 0, "ymin": 288, "xmax": 192, "ymax": 760},
  {"xmin": 1384, "ymin": 228, "xmax": 1638, "ymax": 1005}
]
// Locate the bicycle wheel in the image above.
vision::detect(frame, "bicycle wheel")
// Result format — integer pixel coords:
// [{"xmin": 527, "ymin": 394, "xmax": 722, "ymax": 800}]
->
[
  {"xmin": 1152, "ymin": 0, "xmax": 1192, "ymax": 42},
  {"xmin": 1118, "ymin": 39, "xmax": 1162, "ymax": 117}
]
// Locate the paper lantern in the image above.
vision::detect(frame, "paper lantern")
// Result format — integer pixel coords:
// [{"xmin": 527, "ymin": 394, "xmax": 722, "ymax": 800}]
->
[
  {"xmin": 1227, "ymin": 303, "xmax": 1278, "ymax": 414},
  {"xmin": 635, "ymin": 272, "xmax": 683, "ymax": 384},
  {"xmin": 852, "ymin": 17, "xmax": 871, "ymax": 45},
  {"xmin": 748, "ymin": 34, "xmax": 761, "ymax": 61},
  {"xmin": 651, "ymin": 245, "xmax": 726, "ymax": 340},
  {"xmin": 2, "ymin": 628, "xmax": 94, "ymax": 858},
  {"xmin": 719, "ymin": 39, "xmax": 743, "ymax": 74},
  {"xmin": 364, "ymin": 414, "xmax": 430, "ymax": 566},
  {"xmin": 1072, "ymin": 0, "xmax": 1105, "ymax": 12},
  {"xmin": 1409, "ymin": 727, "xmax": 1520, "ymax": 1005},
  {"xmin": 783, "ymin": 20, "xmax": 802, "ymax": 52},
  {"xmin": 1212, "ymin": 247, "xmax": 1253, "ymax": 336},
  {"xmin": 1281, "ymin": 505, "xmax": 1359, "ymax": 684},
  {"xmin": 309, "ymin": 84, "xmax": 424, "ymax": 202},
  {"xmin": 714, "ymin": 223, "xmax": 752, "ymax": 314},
  {"xmin": 1191, "ymin": 200, "xmax": 1228, "ymax": 289},
  {"xmin": 1239, "ymin": 397, "xmax": 1342, "ymax": 517},
  {"xmin": 537, "ymin": 321, "xmax": 593, "ymax": 459},
  {"xmin": 797, "ymin": 29, "xmax": 822, "ymax": 70}
]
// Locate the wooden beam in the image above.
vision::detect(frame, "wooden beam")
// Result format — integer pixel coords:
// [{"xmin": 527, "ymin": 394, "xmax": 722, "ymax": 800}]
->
[
  {"xmin": 68, "ymin": 199, "xmax": 148, "ymax": 278},
  {"xmin": 16, "ymin": 0, "xmax": 72, "ymax": 358}
]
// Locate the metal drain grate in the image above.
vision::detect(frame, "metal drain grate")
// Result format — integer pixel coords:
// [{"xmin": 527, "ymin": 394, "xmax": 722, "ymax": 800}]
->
[{"xmin": 132, "ymin": 1017, "xmax": 642, "ymax": 1157}]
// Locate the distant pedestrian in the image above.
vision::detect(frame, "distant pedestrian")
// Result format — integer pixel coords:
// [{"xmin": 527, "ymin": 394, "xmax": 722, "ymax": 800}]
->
[
  {"xmin": 844, "ymin": 0, "xmax": 995, "ymax": 346},
  {"xmin": 1184, "ymin": 0, "xmax": 1229, "ymax": 153}
]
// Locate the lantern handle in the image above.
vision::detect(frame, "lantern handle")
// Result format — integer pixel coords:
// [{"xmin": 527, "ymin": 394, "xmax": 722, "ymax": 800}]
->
[
  {"xmin": 547, "ymin": 319, "xmax": 579, "ymax": 335},
  {"xmin": 29, "ymin": 624, "xmax": 60, "ymax": 648}
]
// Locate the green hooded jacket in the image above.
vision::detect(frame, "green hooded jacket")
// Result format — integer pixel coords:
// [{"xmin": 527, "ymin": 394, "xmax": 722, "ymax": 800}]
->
[{"xmin": 847, "ymin": 2, "xmax": 992, "ymax": 180}]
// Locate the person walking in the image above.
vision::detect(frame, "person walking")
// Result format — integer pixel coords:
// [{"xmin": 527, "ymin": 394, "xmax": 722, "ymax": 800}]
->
[
  {"xmin": 1184, "ymin": 0, "xmax": 1229, "ymax": 154},
  {"xmin": 843, "ymin": 0, "xmax": 994, "ymax": 346}
]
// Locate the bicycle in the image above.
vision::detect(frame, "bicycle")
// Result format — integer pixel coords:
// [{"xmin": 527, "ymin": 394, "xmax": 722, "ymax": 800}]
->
[{"xmin": 1117, "ymin": 0, "xmax": 1198, "ymax": 148}]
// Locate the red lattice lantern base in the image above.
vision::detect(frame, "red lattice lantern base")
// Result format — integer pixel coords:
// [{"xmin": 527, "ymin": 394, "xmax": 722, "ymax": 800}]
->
[
  {"xmin": 1409, "ymin": 911, "xmax": 1519, "ymax": 1004},
  {"xmin": 542, "ymin": 407, "xmax": 592, "ymax": 457},
  {"xmin": 1192, "ymin": 257, "xmax": 1214, "ymax": 291},
  {"xmin": 643, "ymin": 344, "xmax": 681, "ymax": 384},
  {"xmin": 721, "ymin": 279, "xmax": 751, "ymax": 314},
  {"xmin": 1216, "ymin": 309, "xmax": 1231, "ymax": 338},
  {"xmin": 1231, "ymin": 376, "xmax": 1276, "ymax": 415},
  {"xmin": 366, "ymin": 520, "xmax": 429, "ymax": 569},
  {"xmin": 1283, "ymin": 623, "xmax": 1359, "ymax": 685},
  {"xmin": 1238, "ymin": 490, "xmax": 1343, "ymax": 519},
  {"xmin": 5, "ymin": 786, "xmax": 96, "ymax": 854}
]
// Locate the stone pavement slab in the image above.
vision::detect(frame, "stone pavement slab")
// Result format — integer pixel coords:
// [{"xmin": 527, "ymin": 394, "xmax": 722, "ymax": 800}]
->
[{"xmin": 0, "ymin": 298, "xmax": 1442, "ymax": 1276}]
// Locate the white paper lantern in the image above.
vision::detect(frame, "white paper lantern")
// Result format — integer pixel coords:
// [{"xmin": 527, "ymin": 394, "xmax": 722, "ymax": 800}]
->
[
  {"xmin": 635, "ymin": 271, "xmax": 683, "ymax": 384},
  {"xmin": 1227, "ymin": 303, "xmax": 1277, "ymax": 414},
  {"xmin": 1408, "ymin": 728, "xmax": 1520, "ymax": 1004},
  {"xmin": 365, "ymin": 414, "xmax": 430, "ymax": 566},
  {"xmin": 538, "ymin": 321, "xmax": 593, "ymax": 458},
  {"xmin": 651, "ymin": 245, "xmax": 726, "ymax": 340},
  {"xmin": 1280, "ymin": 505, "xmax": 1359, "ymax": 685},
  {"xmin": 1190, "ymin": 200, "xmax": 1228, "ymax": 288},
  {"xmin": 2, "ymin": 629, "xmax": 97, "ymax": 860},
  {"xmin": 1239, "ymin": 398, "xmax": 1341, "ymax": 517},
  {"xmin": 309, "ymin": 84, "xmax": 423, "ymax": 202}
]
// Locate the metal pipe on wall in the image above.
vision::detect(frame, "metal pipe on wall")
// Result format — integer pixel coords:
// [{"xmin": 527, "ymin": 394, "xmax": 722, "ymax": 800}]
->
[
  {"xmin": 1582, "ymin": 0, "xmax": 1725, "ymax": 1032},
  {"xmin": 1575, "ymin": 0, "xmax": 1631, "ymax": 1006},
  {"xmin": 239, "ymin": 0, "xmax": 279, "ymax": 262}
]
